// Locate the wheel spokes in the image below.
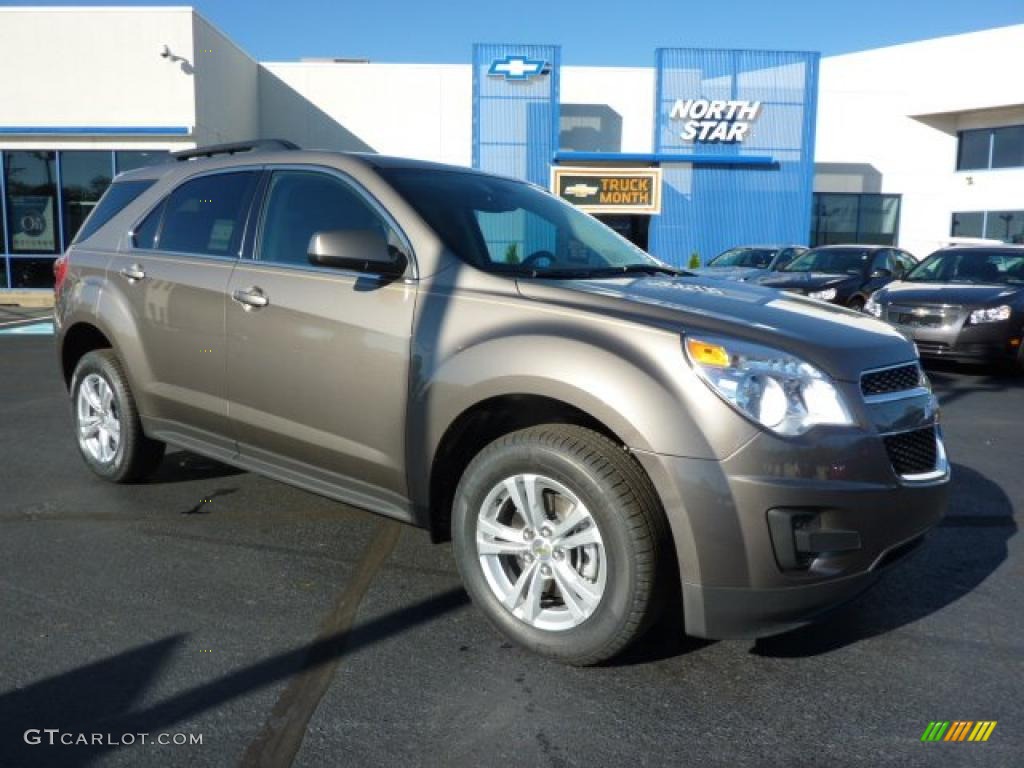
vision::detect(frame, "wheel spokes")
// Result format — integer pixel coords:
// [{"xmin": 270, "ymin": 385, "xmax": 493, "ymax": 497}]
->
[
  {"xmin": 551, "ymin": 560, "xmax": 601, "ymax": 620},
  {"xmin": 477, "ymin": 518, "xmax": 529, "ymax": 556},
  {"xmin": 504, "ymin": 475, "xmax": 548, "ymax": 530}
]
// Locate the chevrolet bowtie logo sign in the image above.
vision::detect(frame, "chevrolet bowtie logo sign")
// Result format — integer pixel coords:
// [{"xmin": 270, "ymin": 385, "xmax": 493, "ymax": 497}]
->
[
  {"xmin": 563, "ymin": 183, "xmax": 599, "ymax": 199},
  {"xmin": 488, "ymin": 55, "xmax": 548, "ymax": 81}
]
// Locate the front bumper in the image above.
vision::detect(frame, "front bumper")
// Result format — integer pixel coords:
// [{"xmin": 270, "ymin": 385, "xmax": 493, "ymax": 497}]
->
[
  {"xmin": 887, "ymin": 312, "xmax": 1023, "ymax": 365},
  {"xmin": 634, "ymin": 424, "xmax": 949, "ymax": 640}
]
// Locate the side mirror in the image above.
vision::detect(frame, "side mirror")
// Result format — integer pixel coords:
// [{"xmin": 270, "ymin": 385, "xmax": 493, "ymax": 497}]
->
[
  {"xmin": 307, "ymin": 229, "xmax": 407, "ymax": 276},
  {"xmin": 870, "ymin": 268, "xmax": 892, "ymax": 279}
]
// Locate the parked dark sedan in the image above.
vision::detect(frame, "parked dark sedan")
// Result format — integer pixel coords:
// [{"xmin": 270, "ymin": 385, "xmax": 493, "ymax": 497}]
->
[
  {"xmin": 690, "ymin": 244, "xmax": 806, "ymax": 282},
  {"xmin": 757, "ymin": 245, "xmax": 917, "ymax": 309},
  {"xmin": 865, "ymin": 246, "xmax": 1024, "ymax": 369}
]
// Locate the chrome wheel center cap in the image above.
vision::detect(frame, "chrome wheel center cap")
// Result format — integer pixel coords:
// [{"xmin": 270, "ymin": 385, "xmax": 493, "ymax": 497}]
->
[{"xmin": 530, "ymin": 538, "xmax": 552, "ymax": 560}]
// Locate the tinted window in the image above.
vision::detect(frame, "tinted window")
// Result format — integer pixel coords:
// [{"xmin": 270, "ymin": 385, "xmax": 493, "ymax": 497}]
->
[
  {"xmin": 957, "ymin": 129, "xmax": 991, "ymax": 170},
  {"xmin": 992, "ymin": 126, "xmax": 1024, "ymax": 169},
  {"xmin": 709, "ymin": 247, "xmax": 775, "ymax": 268},
  {"xmin": 158, "ymin": 172, "xmax": 258, "ymax": 257},
  {"xmin": 61, "ymin": 151, "xmax": 113, "ymax": 247},
  {"xmin": 895, "ymin": 251, "xmax": 917, "ymax": 275},
  {"xmin": 74, "ymin": 180, "xmax": 153, "ymax": 245},
  {"xmin": 132, "ymin": 201, "xmax": 164, "ymax": 249},
  {"xmin": 984, "ymin": 210, "xmax": 1024, "ymax": 243},
  {"xmin": 258, "ymin": 170, "xmax": 400, "ymax": 267},
  {"xmin": 3, "ymin": 151, "xmax": 58, "ymax": 254},
  {"xmin": 908, "ymin": 250, "xmax": 1024, "ymax": 285},
  {"xmin": 871, "ymin": 250, "xmax": 894, "ymax": 274},
  {"xmin": 951, "ymin": 211, "xmax": 984, "ymax": 238},
  {"xmin": 115, "ymin": 151, "xmax": 170, "ymax": 174},
  {"xmin": 784, "ymin": 247, "xmax": 872, "ymax": 275},
  {"xmin": 810, "ymin": 193, "xmax": 900, "ymax": 247}
]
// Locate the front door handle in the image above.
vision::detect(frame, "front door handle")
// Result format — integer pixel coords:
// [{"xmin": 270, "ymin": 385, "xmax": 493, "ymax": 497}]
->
[
  {"xmin": 119, "ymin": 264, "xmax": 146, "ymax": 282},
  {"xmin": 232, "ymin": 287, "xmax": 270, "ymax": 310}
]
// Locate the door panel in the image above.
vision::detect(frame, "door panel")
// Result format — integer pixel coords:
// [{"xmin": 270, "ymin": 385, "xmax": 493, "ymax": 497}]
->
[
  {"xmin": 225, "ymin": 168, "xmax": 416, "ymax": 502},
  {"xmin": 108, "ymin": 170, "xmax": 259, "ymax": 445},
  {"xmin": 225, "ymin": 265, "xmax": 415, "ymax": 496}
]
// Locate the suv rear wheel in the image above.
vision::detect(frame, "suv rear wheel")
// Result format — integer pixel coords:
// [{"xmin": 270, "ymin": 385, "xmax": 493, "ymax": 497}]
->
[
  {"xmin": 452, "ymin": 425, "xmax": 668, "ymax": 665},
  {"xmin": 71, "ymin": 350, "xmax": 165, "ymax": 483}
]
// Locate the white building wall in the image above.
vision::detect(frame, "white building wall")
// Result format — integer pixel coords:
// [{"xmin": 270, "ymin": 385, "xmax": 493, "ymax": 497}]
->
[
  {"xmin": 259, "ymin": 62, "xmax": 472, "ymax": 165},
  {"xmin": 0, "ymin": 6, "xmax": 197, "ymax": 150},
  {"xmin": 192, "ymin": 14, "xmax": 259, "ymax": 146},
  {"xmin": 815, "ymin": 25, "xmax": 1024, "ymax": 257}
]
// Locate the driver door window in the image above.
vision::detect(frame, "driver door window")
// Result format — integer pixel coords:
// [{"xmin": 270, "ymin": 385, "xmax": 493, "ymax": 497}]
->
[{"xmin": 258, "ymin": 170, "xmax": 400, "ymax": 267}]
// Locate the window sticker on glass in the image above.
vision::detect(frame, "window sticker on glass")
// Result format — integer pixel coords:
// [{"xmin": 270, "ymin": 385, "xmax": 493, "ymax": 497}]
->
[{"xmin": 207, "ymin": 219, "xmax": 235, "ymax": 252}]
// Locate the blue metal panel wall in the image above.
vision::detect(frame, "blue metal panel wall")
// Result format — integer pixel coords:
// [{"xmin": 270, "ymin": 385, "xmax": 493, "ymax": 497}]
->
[
  {"xmin": 649, "ymin": 49, "xmax": 819, "ymax": 267},
  {"xmin": 472, "ymin": 44, "xmax": 560, "ymax": 186}
]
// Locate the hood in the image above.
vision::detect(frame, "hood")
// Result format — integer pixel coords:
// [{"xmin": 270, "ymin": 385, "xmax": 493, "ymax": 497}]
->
[
  {"xmin": 757, "ymin": 272, "xmax": 856, "ymax": 291},
  {"xmin": 878, "ymin": 281, "xmax": 1023, "ymax": 307},
  {"xmin": 690, "ymin": 266, "xmax": 768, "ymax": 282},
  {"xmin": 516, "ymin": 275, "xmax": 914, "ymax": 382}
]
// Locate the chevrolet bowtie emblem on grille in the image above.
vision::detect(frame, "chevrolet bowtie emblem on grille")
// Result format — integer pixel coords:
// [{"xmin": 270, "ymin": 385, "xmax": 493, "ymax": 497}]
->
[
  {"xmin": 488, "ymin": 55, "xmax": 548, "ymax": 81},
  {"xmin": 563, "ymin": 183, "xmax": 599, "ymax": 198}
]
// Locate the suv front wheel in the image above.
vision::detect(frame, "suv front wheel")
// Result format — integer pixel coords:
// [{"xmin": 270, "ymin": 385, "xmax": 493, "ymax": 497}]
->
[
  {"xmin": 452, "ymin": 425, "xmax": 669, "ymax": 665},
  {"xmin": 71, "ymin": 350, "xmax": 165, "ymax": 483}
]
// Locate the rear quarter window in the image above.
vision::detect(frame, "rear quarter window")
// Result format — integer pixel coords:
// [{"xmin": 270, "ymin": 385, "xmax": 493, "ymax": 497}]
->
[{"xmin": 72, "ymin": 180, "xmax": 155, "ymax": 245}]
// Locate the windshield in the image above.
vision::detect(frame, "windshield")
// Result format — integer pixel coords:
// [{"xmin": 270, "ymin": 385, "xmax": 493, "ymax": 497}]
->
[
  {"xmin": 784, "ymin": 247, "xmax": 871, "ymax": 275},
  {"xmin": 708, "ymin": 247, "xmax": 775, "ymax": 269},
  {"xmin": 379, "ymin": 168, "xmax": 673, "ymax": 277},
  {"xmin": 906, "ymin": 249, "xmax": 1024, "ymax": 284}
]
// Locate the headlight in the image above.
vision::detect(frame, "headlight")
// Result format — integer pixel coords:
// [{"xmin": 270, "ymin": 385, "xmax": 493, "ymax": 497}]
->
[
  {"xmin": 968, "ymin": 305, "xmax": 1011, "ymax": 324},
  {"xmin": 808, "ymin": 287, "xmax": 837, "ymax": 301},
  {"xmin": 864, "ymin": 297, "xmax": 883, "ymax": 317},
  {"xmin": 685, "ymin": 335, "xmax": 854, "ymax": 435}
]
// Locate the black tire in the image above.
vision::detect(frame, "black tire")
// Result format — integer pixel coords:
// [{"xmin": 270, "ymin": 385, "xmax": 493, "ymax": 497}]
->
[
  {"xmin": 452, "ymin": 425, "xmax": 670, "ymax": 666},
  {"xmin": 847, "ymin": 296, "xmax": 866, "ymax": 311},
  {"xmin": 70, "ymin": 349, "xmax": 165, "ymax": 483}
]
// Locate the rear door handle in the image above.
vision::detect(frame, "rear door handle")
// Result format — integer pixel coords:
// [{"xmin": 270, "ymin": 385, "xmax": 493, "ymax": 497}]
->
[
  {"xmin": 119, "ymin": 264, "xmax": 146, "ymax": 282},
  {"xmin": 232, "ymin": 287, "xmax": 270, "ymax": 309}
]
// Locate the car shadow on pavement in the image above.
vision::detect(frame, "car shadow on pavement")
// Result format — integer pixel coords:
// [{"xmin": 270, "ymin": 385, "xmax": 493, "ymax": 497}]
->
[
  {"xmin": 146, "ymin": 451, "xmax": 246, "ymax": 485},
  {"xmin": 750, "ymin": 462, "xmax": 1016, "ymax": 658},
  {"xmin": 0, "ymin": 589, "xmax": 469, "ymax": 768},
  {"xmin": 925, "ymin": 360, "xmax": 1024, "ymax": 409}
]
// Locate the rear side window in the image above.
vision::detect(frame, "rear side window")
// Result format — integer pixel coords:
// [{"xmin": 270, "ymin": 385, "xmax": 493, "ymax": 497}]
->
[
  {"xmin": 72, "ymin": 180, "xmax": 154, "ymax": 245},
  {"xmin": 156, "ymin": 172, "xmax": 259, "ymax": 257},
  {"xmin": 132, "ymin": 201, "xmax": 165, "ymax": 249}
]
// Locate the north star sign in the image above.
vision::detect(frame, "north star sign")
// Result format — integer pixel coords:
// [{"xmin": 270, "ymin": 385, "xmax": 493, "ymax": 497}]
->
[
  {"xmin": 488, "ymin": 55, "xmax": 548, "ymax": 81},
  {"xmin": 669, "ymin": 99, "xmax": 762, "ymax": 142}
]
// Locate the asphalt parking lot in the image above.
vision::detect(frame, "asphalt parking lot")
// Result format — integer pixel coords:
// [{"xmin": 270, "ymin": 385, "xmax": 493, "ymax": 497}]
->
[{"xmin": 1, "ymin": 330, "xmax": 1021, "ymax": 768}]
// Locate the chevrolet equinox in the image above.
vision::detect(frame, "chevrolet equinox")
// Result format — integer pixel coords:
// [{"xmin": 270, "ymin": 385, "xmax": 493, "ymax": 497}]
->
[{"xmin": 55, "ymin": 141, "xmax": 949, "ymax": 665}]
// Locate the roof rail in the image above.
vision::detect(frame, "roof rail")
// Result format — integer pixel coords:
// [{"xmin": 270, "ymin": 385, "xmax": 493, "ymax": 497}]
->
[{"xmin": 172, "ymin": 139, "xmax": 300, "ymax": 162}]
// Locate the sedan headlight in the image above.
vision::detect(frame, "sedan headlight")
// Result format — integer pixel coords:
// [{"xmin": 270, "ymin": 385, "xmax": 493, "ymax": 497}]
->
[
  {"xmin": 808, "ymin": 287, "xmax": 837, "ymax": 301},
  {"xmin": 864, "ymin": 296, "xmax": 883, "ymax": 317},
  {"xmin": 685, "ymin": 335, "xmax": 854, "ymax": 435},
  {"xmin": 967, "ymin": 305, "xmax": 1011, "ymax": 324}
]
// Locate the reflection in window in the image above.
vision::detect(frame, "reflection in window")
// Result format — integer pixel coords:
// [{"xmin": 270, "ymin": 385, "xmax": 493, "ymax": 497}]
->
[
  {"xmin": 810, "ymin": 193, "xmax": 900, "ymax": 247},
  {"xmin": 992, "ymin": 126, "xmax": 1024, "ymax": 169},
  {"xmin": 3, "ymin": 151, "xmax": 59, "ymax": 254},
  {"xmin": 9, "ymin": 257, "xmax": 59, "ymax": 288},
  {"xmin": 61, "ymin": 151, "xmax": 113, "ymax": 248},
  {"xmin": 951, "ymin": 210, "xmax": 1024, "ymax": 244}
]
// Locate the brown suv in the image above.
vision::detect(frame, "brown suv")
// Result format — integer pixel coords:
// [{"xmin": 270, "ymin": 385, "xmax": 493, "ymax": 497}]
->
[{"xmin": 55, "ymin": 141, "xmax": 949, "ymax": 665}]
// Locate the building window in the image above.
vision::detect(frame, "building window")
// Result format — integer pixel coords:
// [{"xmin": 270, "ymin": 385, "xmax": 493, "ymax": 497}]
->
[
  {"xmin": 811, "ymin": 193, "xmax": 901, "ymax": 247},
  {"xmin": 0, "ymin": 148, "xmax": 168, "ymax": 288},
  {"xmin": 4, "ymin": 151, "xmax": 59, "ymax": 255},
  {"xmin": 61, "ymin": 151, "xmax": 114, "ymax": 248},
  {"xmin": 957, "ymin": 124, "xmax": 1024, "ymax": 171},
  {"xmin": 952, "ymin": 210, "xmax": 1024, "ymax": 244}
]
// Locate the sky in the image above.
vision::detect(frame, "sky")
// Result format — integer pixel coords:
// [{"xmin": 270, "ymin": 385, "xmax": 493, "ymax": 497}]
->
[{"xmin": 21, "ymin": 0, "xmax": 1024, "ymax": 64}]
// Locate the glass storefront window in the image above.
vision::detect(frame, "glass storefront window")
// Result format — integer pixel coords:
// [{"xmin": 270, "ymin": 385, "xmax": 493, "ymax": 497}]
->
[
  {"xmin": 3, "ymin": 151, "xmax": 59, "ymax": 254},
  {"xmin": 810, "ymin": 193, "xmax": 901, "ymax": 247},
  {"xmin": 951, "ymin": 210, "xmax": 1024, "ymax": 244},
  {"xmin": 8, "ymin": 257, "xmax": 58, "ymax": 288},
  {"xmin": 957, "ymin": 129, "xmax": 990, "ymax": 171},
  {"xmin": 951, "ymin": 212, "xmax": 985, "ymax": 239},
  {"xmin": 61, "ymin": 151, "xmax": 113, "ymax": 248},
  {"xmin": 115, "ymin": 151, "xmax": 170, "ymax": 174}
]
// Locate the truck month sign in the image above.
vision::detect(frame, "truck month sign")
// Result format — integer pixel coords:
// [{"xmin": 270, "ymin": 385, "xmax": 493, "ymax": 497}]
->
[{"xmin": 551, "ymin": 168, "xmax": 663, "ymax": 215}]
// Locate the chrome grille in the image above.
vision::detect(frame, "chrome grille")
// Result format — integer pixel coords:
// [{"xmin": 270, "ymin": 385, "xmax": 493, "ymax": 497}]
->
[{"xmin": 860, "ymin": 363, "xmax": 922, "ymax": 397}]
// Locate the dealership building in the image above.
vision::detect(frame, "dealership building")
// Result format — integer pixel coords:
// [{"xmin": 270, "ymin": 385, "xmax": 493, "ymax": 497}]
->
[{"xmin": 1, "ymin": 6, "xmax": 1022, "ymax": 290}]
